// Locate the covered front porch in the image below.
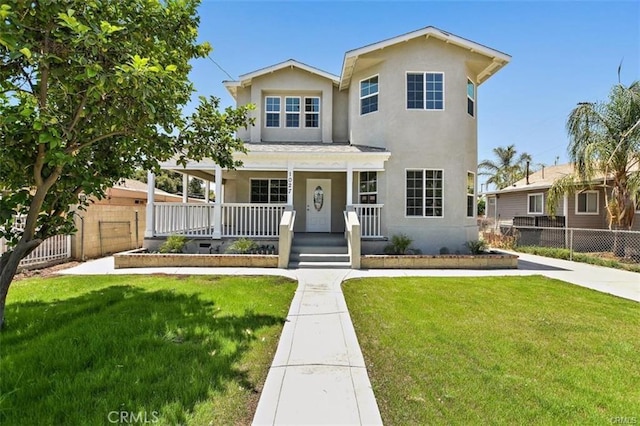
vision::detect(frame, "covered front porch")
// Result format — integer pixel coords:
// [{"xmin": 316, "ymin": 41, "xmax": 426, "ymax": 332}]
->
[{"xmin": 145, "ymin": 143, "xmax": 390, "ymax": 242}]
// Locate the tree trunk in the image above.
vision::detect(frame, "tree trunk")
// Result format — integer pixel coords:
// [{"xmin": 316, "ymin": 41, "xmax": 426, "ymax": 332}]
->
[{"xmin": 0, "ymin": 239, "xmax": 42, "ymax": 329}]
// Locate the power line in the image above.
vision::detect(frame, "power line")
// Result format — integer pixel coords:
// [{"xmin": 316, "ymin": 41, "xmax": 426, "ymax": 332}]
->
[{"xmin": 207, "ymin": 55, "xmax": 235, "ymax": 81}]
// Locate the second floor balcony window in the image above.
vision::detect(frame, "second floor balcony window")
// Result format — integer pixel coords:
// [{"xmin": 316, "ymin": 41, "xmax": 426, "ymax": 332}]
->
[
  {"xmin": 265, "ymin": 97, "xmax": 280, "ymax": 127},
  {"xmin": 285, "ymin": 97, "xmax": 300, "ymax": 128}
]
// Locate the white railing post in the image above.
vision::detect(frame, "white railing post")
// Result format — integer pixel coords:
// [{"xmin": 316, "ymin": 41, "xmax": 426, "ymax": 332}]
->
[
  {"xmin": 213, "ymin": 166, "xmax": 222, "ymax": 238},
  {"xmin": 145, "ymin": 171, "xmax": 155, "ymax": 237}
]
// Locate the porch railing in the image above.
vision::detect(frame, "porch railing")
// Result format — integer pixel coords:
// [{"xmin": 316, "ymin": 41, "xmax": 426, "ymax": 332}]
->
[
  {"xmin": 222, "ymin": 203, "xmax": 285, "ymax": 237},
  {"xmin": 154, "ymin": 203, "xmax": 287, "ymax": 238},
  {"xmin": 154, "ymin": 203, "xmax": 215, "ymax": 236},
  {"xmin": 352, "ymin": 204, "xmax": 383, "ymax": 238}
]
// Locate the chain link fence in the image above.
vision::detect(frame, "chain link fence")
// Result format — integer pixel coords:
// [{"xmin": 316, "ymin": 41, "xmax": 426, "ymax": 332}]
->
[{"xmin": 495, "ymin": 225, "xmax": 640, "ymax": 263}]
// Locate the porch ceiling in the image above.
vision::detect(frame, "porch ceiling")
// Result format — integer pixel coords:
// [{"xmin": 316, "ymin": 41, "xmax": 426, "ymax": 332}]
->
[{"xmin": 160, "ymin": 143, "xmax": 391, "ymax": 173}]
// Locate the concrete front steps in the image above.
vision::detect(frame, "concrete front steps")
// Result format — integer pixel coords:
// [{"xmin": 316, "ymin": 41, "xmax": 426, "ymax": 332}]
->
[{"xmin": 289, "ymin": 233, "xmax": 351, "ymax": 269}]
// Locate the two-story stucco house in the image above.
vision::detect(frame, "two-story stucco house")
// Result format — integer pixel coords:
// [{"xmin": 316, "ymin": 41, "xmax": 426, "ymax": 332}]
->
[{"xmin": 145, "ymin": 26, "xmax": 511, "ymax": 267}]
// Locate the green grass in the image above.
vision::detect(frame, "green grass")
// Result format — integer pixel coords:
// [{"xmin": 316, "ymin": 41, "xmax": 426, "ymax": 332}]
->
[
  {"xmin": 343, "ymin": 276, "xmax": 640, "ymax": 425},
  {"xmin": 0, "ymin": 274, "xmax": 296, "ymax": 425},
  {"xmin": 516, "ymin": 246, "xmax": 640, "ymax": 273}
]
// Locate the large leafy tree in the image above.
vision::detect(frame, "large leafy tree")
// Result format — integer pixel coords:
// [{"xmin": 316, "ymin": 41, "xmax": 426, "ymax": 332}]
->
[
  {"xmin": 479, "ymin": 145, "xmax": 533, "ymax": 190},
  {"xmin": 548, "ymin": 81, "xmax": 640, "ymax": 229},
  {"xmin": 0, "ymin": 0, "xmax": 252, "ymax": 328}
]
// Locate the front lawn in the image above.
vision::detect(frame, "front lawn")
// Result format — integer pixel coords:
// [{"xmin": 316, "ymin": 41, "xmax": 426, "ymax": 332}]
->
[
  {"xmin": 343, "ymin": 276, "xmax": 640, "ymax": 424},
  {"xmin": 1, "ymin": 275, "xmax": 296, "ymax": 425}
]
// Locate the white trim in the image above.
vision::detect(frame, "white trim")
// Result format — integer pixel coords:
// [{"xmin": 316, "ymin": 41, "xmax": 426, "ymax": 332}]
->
[
  {"xmin": 466, "ymin": 171, "xmax": 475, "ymax": 218},
  {"xmin": 358, "ymin": 171, "xmax": 378, "ymax": 204},
  {"xmin": 250, "ymin": 178, "xmax": 288, "ymax": 204},
  {"xmin": 340, "ymin": 26, "xmax": 511, "ymax": 90},
  {"xmin": 527, "ymin": 192, "xmax": 544, "ymax": 215},
  {"xmin": 285, "ymin": 96, "xmax": 301, "ymax": 128},
  {"xmin": 359, "ymin": 74, "xmax": 379, "ymax": 115},
  {"xmin": 405, "ymin": 71, "xmax": 445, "ymax": 111},
  {"xmin": 575, "ymin": 190, "xmax": 599, "ymax": 215},
  {"xmin": 303, "ymin": 96, "xmax": 321, "ymax": 129},
  {"xmin": 404, "ymin": 168, "xmax": 445, "ymax": 218},
  {"xmin": 467, "ymin": 77, "xmax": 475, "ymax": 118},
  {"xmin": 265, "ymin": 96, "xmax": 281, "ymax": 128}
]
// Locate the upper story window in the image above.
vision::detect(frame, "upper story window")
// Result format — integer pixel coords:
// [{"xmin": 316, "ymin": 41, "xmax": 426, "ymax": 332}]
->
[
  {"xmin": 406, "ymin": 169, "xmax": 443, "ymax": 217},
  {"xmin": 576, "ymin": 191, "xmax": 598, "ymax": 215},
  {"xmin": 528, "ymin": 193, "xmax": 544, "ymax": 215},
  {"xmin": 407, "ymin": 72, "xmax": 444, "ymax": 110},
  {"xmin": 467, "ymin": 79, "xmax": 475, "ymax": 117},
  {"xmin": 285, "ymin": 97, "xmax": 300, "ymax": 128},
  {"xmin": 359, "ymin": 171, "xmax": 378, "ymax": 204},
  {"xmin": 360, "ymin": 75, "xmax": 379, "ymax": 115},
  {"xmin": 305, "ymin": 97, "xmax": 320, "ymax": 128},
  {"xmin": 467, "ymin": 172, "xmax": 475, "ymax": 217},
  {"xmin": 265, "ymin": 97, "xmax": 280, "ymax": 128},
  {"xmin": 251, "ymin": 179, "xmax": 287, "ymax": 203}
]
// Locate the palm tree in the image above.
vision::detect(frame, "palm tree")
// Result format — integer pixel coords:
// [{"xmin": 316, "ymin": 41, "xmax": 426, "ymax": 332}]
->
[
  {"xmin": 548, "ymin": 81, "xmax": 640, "ymax": 230},
  {"xmin": 479, "ymin": 145, "xmax": 533, "ymax": 190}
]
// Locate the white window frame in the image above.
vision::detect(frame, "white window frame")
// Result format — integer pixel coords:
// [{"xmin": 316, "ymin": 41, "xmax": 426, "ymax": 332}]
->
[
  {"xmin": 285, "ymin": 96, "xmax": 301, "ymax": 128},
  {"xmin": 405, "ymin": 71, "xmax": 445, "ymax": 111},
  {"xmin": 466, "ymin": 171, "xmax": 475, "ymax": 217},
  {"xmin": 527, "ymin": 193, "xmax": 544, "ymax": 215},
  {"xmin": 575, "ymin": 190, "xmax": 599, "ymax": 215},
  {"xmin": 360, "ymin": 74, "xmax": 379, "ymax": 115},
  {"xmin": 358, "ymin": 171, "xmax": 378, "ymax": 204},
  {"xmin": 467, "ymin": 78, "xmax": 475, "ymax": 117},
  {"xmin": 404, "ymin": 168, "xmax": 444, "ymax": 218},
  {"xmin": 250, "ymin": 178, "xmax": 288, "ymax": 204},
  {"xmin": 304, "ymin": 96, "xmax": 320, "ymax": 128},
  {"xmin": 265, "ymin": 96, "xmax": 281, "ymax": 128}
]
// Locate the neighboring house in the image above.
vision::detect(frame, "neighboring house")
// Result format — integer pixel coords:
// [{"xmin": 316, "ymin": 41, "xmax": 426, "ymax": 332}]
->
[
  {"xmin": 148, "ymin": 26, "xmax": 511, "ymax": 259},
  {"xmin": 73, "ymin": 179, "xmax": 204, "ymax": 259},
  {"xmin": 484, "ymin": 163, "xmax": 640, "ymax": 231}
]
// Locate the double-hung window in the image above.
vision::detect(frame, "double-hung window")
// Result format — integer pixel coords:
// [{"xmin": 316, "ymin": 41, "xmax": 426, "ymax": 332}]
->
[
  {"xmin": 527, "ymin": 193, "xmax": 544, "ymax": 215},
  {"xmin": 466, "ymin": 172, "xmax": 475, "ymax": 217},
  {"xmin": 467, "ymin": 79, "xmax": 475, "ymax": 117},
  {"xmin": 305, "ymin": 97, "xmax": 320, "ymax": 128},
  {"xmin": 360, "ymin": 75, "xmax": 378, "ymax": 115},
  {"xmin": 251, "ymin": 179, "xmax": 287, "ymax": 204},
  {"xmin": 407, "ymin": 72, "xmax": 444, "ymax": 110},
  {"xmin": 406, "ymin": 169, "xmax": 444, "ymax": 217},
  {"xmin": 576, "ymin": 191, "xmax": 598, "ymax": 214},
  {"xmin": 285, "ymin": 97, "xmax": 300, "ymax": 128},
  {"xmin": 359, "ymin": 172, "xmax": 378, "ymax": 204},
  {"xmin": 265, "ymin": 97, "xmax": 280, "ymax": 127}
]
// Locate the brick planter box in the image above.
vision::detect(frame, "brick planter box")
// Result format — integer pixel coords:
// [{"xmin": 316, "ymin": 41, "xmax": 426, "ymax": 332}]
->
[
  {"xmin": 114, "ymin": 249, "xmax": 278, "ymax": 269},
  {"xmin": 360, "ymin": 253, "xmax": 518, "ymax": 269}
]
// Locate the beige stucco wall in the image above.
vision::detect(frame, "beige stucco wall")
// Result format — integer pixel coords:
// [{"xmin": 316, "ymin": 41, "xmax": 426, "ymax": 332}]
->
[
  {"xmin": 225, "ymin": 170, "xmax": 346, "ymax": 233},
  {"xmin": 332, "ymin": 86, "xmax": 349, "ymax": 142},
  {"xmin": 346, "ymin": 37, "xmax": 485, "ymax": 253},
  {"xmin": 237, "ymin": 68, "xmax": 337, "ymax": 143}
]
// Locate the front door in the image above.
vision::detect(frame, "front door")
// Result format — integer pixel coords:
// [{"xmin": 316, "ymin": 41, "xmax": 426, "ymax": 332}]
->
[{"xmin": 306, "ymin": 179, "xmax": 331, "ymax": 232}]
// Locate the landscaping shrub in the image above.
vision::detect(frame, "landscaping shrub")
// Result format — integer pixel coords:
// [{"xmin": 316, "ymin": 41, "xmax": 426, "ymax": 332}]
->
[
  {"xmin": 384, "ymin": 234, "xmax": 413, "ymax": 255},
  {"xmin": 159, "ymin": 235, "xmax": 187, "ymax": 253},
  {"xmin": 465, "ymin": 239, "xmax": 488, "ymax": 254},
  {"xmin": 225, "ymin": 238, "xmax": 259, "ymax": 254}
]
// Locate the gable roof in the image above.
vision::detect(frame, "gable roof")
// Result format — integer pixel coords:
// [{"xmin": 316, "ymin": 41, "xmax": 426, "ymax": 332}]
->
[
  {"xmin": 340, "ymin": 26, "xmax": 511, "ymax": 90},
  {"xmin": 223, "ymin": 59, "xmax": 340, "ymax": 99}
]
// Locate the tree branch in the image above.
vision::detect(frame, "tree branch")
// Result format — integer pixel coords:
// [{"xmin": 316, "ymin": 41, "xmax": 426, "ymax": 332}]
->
[
  {"xmin": 65, "ymin": 90, "xmax": 89, "ymax": 138},
  {"xmin": 64, "ymin": 131, "xmax": 127, "ymax": 155}
]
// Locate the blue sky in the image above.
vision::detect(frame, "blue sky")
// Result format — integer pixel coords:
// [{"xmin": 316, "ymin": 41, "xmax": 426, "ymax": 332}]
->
[{"xmin": 188, "ymin": 0, "xmax": 639, "ymax": 188}]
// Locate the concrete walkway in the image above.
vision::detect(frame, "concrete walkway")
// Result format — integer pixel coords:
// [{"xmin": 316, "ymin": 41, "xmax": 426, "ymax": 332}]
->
[{"xmin": 59, "ymin": 252, "xmax": 639, "ymax": 426}]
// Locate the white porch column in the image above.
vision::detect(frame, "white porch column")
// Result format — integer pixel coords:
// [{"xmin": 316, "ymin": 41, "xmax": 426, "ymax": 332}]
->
[
  {"xmin": 213, "ymin": 165, "xmax": 222, "ymax": 238},
  {"xmin": 182, "ymin": 173, "xmax": 188, "ymax": 203},
  {"xmin": 205, "ymin": 179, "xmax": 210, "ymax": 203},
  {"xmin": 144, "ymin": 171, "xmax": 155, "ymax": 238},
  {"xmin": 287, "ymin": 163, "xmax": 294, "ymax": 206},
  {"xmin": 346, "ymin": 164, "xmax": 354, "ymax": 205}
]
